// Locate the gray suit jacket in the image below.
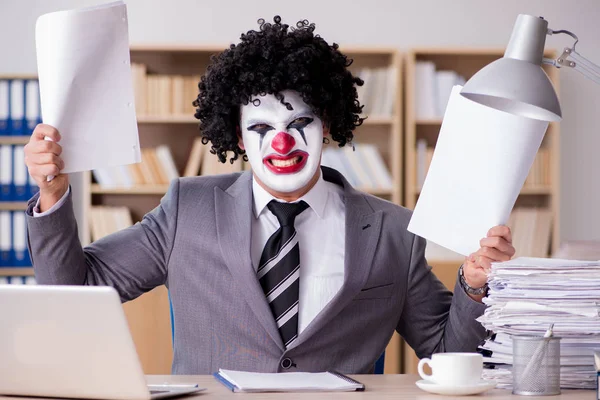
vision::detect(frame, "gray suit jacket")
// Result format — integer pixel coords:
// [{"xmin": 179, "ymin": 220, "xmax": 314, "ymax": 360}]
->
[{"xmin": 26, "ymin": 167, "xmax": 486, "ymax": 374}]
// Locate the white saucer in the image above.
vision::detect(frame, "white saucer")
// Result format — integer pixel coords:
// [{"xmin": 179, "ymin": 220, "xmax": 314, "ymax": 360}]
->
[{"xmin": 416, "ymin": 379, "xmax": 497, "ymax": 396}]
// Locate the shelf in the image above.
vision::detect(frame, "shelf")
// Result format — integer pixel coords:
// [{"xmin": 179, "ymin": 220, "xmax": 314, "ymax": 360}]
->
[
  {"xmin": 0, "ymin": 267, "xmax": 34, "ymax": 276},
  {"xmin": 137, "ymin": 115, "xmax": 196, "ymax": 124},
  {"xmin": 362, "ymin": 116, "xmax": 397, "ymax": 125},
  {"xmin": 0, "ymin": 202, "xmax": 28, "ymax": 210},
  {"xmin": 520, "ymin": 186, "xmax": 553, "ymax": 195},
  {"xmin": 358, "ymin": 187, "xmax": 394, "ymax": 196},
  {"xmin": 0, "ymin": 136, "xmax": 29, "ymax": 145},
  {"xmin": 91, "ymin": 184, "xmax": 169, "ymax": 195}
]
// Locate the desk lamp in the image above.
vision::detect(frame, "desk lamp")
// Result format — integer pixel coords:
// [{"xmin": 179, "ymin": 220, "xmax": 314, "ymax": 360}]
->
[{"xmin": 460, "ymin": 14, "xmax": 600, "ymax": 122}]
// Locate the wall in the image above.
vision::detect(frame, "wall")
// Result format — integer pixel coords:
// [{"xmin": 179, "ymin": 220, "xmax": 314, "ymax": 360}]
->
[{"xmin": 1, "ymin": 0, "xmax": 599, "ymax": 242}]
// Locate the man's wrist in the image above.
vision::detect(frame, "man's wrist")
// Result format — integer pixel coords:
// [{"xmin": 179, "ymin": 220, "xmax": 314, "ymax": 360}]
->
[
  {"xmin": 458, "ymin": 264, "xmax": 489, "ymax": 296},
  {"xmin": 39, "ymin": 187, "xmax": 68, "ymax": 213}
]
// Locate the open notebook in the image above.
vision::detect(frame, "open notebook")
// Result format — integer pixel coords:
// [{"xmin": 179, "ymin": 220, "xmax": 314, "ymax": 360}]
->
[{"xmin": 213, "ymin": 369, "xmax": 365, "ymax": 392}]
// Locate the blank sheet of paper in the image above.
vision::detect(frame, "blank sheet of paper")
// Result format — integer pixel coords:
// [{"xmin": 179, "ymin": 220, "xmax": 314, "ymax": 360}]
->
[
  {"xmin": 408, "ymin": 86, "xmax": 548, "ymax": 256},
  {"xmin": 35, "ymin": 1, "xmax": 140, "ymax": 174}
]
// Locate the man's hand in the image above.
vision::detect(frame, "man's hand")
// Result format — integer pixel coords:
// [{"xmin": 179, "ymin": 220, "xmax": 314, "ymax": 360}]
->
[
  {"xmin": 24, "ymin": 124, "xmax": 68, "ymax": 212},
  {"xmin": 463, "ymin": 225, "xmax": 515, "ymax": 301}
]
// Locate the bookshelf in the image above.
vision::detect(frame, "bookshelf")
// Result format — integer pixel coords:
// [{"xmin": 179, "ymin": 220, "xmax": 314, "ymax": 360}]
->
[
  {"xmin": 0, "ymin": 74, "xmax": 39, "ymax": 278},
  {"xmin": 79, "ymin": 45, "xmax": 404, "ymax": 374},
  {"xmin": 403, "ymin": 48, "xmax": 561, "ymax": 374}
]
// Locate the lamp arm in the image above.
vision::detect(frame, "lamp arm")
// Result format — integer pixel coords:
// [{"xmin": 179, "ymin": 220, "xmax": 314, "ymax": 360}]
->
[{"xmin": 542, "ymin": 28, "xmax": 600, "ymax": 85}]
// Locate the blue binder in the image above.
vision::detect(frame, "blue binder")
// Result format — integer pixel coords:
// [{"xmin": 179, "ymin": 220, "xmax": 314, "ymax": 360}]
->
[
  {"xmin": 25, "ymin": 79, "xmax": 41, "ymax": 134},
  {"xmin": 0, "ymin": 145, "xmax": 13, "ymax": 201},
  {"xmin": 12, "ymin": 212, "xmax": 30, "ymax": 267},
  {"xmin": 0, "ymin": 80, "xmax": 9, "ymax": 135},
  {"xmin": 0, "ymin": 211, "xmax": 12, "ymax": 267},
  {"xmin": 12, "ymin": 146, "xmax": 28, "ymax": 201},
  {"xmin": 9, "ymin": 79, "xmax": 25, "ymax": 136}
]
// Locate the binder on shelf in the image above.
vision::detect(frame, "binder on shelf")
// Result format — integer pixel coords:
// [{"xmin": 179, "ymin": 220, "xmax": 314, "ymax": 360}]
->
[
  {"xmin": 25, "ymin": 79, "xmax": 41, "ymax": 132},
  {"xmin": 12, "ymin": 146, "xmax": 28, "ymax": 201},
  {"xmin": 12, "ymin": 212, "xmax": 30, "ymax": 267},
  {"xmin": 0, "ymin": 145, "xmax": 13, "ymax": 201},
  {"xmin": 0, "ymin": 80, "xmax": 9, "ymax": 135},
  {"xmin": 9, "ymin": 79, "xmax": 25, "ymax": 136},
  {"xmin": 0, "ymin": 211, "xmax": 12, "ymax": 266}
]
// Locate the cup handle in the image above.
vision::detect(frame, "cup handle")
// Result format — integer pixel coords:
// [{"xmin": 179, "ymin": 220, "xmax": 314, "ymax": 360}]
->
[{"xmin": 418, "ymin": 358, "xmax": 434, "ymax": 381}]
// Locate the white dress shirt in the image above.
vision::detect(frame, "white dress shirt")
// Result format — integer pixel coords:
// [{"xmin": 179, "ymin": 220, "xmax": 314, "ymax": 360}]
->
[
  {"xmin": 35, "ymin": 173, "xmax": 347, "ymax": 334},
  {"xmin": 251, "ymin": 172, "xmax": 346, "ymax": 334}
]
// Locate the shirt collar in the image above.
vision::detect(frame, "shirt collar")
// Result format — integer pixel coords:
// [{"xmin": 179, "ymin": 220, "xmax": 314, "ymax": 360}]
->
[{"xmin": 252, "ymin": 171, "xmax": 329, "ymax": 219}]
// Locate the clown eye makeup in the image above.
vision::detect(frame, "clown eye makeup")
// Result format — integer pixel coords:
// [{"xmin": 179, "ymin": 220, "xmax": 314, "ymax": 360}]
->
[
  {"xmin": 247, "ymin": 123, "xmax": 273, "ymax": 135},
  {"xmin": 287, "ymin": 117, "xmax": 314, "ymax": 145}
]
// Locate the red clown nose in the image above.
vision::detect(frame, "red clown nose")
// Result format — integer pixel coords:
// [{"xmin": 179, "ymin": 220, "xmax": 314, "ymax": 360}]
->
[{"xmin": 271, "ymin": 132, "xmax": 296, "ymax": 155}]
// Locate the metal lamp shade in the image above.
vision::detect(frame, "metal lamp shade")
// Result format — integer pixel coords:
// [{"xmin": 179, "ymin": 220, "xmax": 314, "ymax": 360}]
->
[
  {"xmin": 460, "ymin": 14, "xmax": 562, "ymax": 122},
  {"xmin": 461, "ymin": 57, "xmax": 562, "ymax": 122}
]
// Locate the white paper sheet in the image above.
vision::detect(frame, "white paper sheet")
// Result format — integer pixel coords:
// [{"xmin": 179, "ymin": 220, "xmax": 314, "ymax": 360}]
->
[
  {"xmin": 35, "ymin": 1, "xmax": 140, "ymax": 174},
  {"xmin": 408, "ymin": 86, "xmax": 548, "ymax": 256}
]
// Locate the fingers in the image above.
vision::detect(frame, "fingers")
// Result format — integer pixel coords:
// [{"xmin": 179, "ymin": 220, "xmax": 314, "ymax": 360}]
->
[
  {"xmin": 31, "ymin": 124, "xmax": 61, "ymax": 142},
  {"xmin": 480, "ymin": 236, "xmax": 516, "ymax": 257},
  {"xmin": 463, "ymin": 262, "xmax": 489, "ymax": 288},
  {"xmin": 487, "ymin": 225, "xmax": 512, "ymax": 243},
  {"xmin": 28, "ymin": 163, "xmax": 61, "ymax": 179},
  {"xmin": 26, "ymin": 138, "xmax": 62, "ymax": 157},
  {"xmin": 24, "ymin": 125, "xmax": 64, "ymax": 187},
  {"xmin": 473, "ymin": 255, "xmax": 493, "ymax": 272},
  {"xmin": 478, "ymin": 246, "xmax": 512, "ymax": 263}
]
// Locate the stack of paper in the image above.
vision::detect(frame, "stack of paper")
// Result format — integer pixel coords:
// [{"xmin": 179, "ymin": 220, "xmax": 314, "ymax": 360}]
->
[{"xmin": 478, "ymin": 257, "xmax": 600, "ymax": 389}]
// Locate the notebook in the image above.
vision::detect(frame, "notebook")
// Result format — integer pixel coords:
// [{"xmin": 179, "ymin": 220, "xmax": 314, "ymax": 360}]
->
[{"xmin": 213, "ymin": 369, "xmax": 365, "ymax": 393}]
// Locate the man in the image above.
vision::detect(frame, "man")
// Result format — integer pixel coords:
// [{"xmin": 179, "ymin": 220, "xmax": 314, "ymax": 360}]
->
[{"xmin": 24, "ymin": 16, "xmax": 514, "ymax": 374}]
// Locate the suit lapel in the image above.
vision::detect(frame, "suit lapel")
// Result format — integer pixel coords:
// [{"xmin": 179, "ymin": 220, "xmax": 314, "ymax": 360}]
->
[
  {"xmin": 215, "ymin": 172, "xmax": 284, "ymax": 351},
  {"xmin": 290, "ymin": 167, "xmax": 383, "ymax": 350}
]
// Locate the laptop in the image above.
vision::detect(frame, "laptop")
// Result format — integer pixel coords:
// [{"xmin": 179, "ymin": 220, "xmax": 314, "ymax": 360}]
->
[{"xmin": 0, "ymin": 285, "xmax": 205, "ymax": 400}]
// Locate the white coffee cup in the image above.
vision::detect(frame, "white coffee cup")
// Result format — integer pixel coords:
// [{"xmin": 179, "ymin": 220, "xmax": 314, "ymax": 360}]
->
[{"xmin": 418, "ymin": 352, "xmax": 483, "ymax": 386}]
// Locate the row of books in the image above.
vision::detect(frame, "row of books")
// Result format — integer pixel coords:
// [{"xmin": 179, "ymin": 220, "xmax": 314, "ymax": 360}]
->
[
  {"xmin": 416, "ymin": 139, "xmax": 552, "ymax": 190},
  {"xmin": 321, "ymin": 143, "xmax": 393, "ymax": 191},
  {"xmin": 90, "ymin": 206, "xmax": 133, "ymax": 242},
  {"xmin": 0, "ymin": 276, "xmax": 36, "ymax": 285},
  {"xmin": 131, "ymin": 63, "xmax": 199, "ymax": 116},
  {"xmin": 0, "ymin": 145, "xmax": 39, "ymax": 202},
  {"xmin": 184, "ymin": 137, "xmax": 243, "ymax": 177},
  {"xmin": 0, "ymin": 79, "xmax": 41, "ymax": 135},
  {"xmin": 92, "ymin": 145, "xmax": 179, "ymax": 188},
  {"xmin": 355, "ymin": 67, "xmax": 398, "ymax": 118},
  {"xmin": 93, "ymin": 139, "xmax": 245, "ymax": 188},
  {"xmin": 524, "ymin": 147, "xmax": 551, "ymax": 187},
  {"xmin": 414, "ymin": 61, "xmax": 466, "ymax": 119},
  {"xmin": 0, "ymin": 211, "xmax": 30, "ymax": 267},
  {"xmin": 507, "ymin": 207, "xmax": 553, "ymax": 258}
]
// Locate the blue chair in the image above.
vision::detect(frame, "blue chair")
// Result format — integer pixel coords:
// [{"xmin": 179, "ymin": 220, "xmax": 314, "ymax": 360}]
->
[
  {"xmin": 169, "ymin": 293, "xmax": 385, "ymax": 374},
  {"xmin": 374, "ymin": 352, "xmax": 385, "ymax": 374}
]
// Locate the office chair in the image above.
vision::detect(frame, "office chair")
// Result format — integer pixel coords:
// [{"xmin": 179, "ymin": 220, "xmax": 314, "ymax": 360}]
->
[{"xmin": 168, "ymin": 293, "xmax": 385, "ymax": 374}]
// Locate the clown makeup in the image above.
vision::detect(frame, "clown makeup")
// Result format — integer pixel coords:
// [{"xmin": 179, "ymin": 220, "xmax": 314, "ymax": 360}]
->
[{"xmin": 240, "ymin": 90, "xmax": 324, "ymax": 194}]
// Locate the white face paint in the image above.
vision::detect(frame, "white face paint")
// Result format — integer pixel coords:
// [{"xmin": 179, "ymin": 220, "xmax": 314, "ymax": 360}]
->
[{"xmin": 240, "ymin": 90, "xmax": 323, "ymax": 193}]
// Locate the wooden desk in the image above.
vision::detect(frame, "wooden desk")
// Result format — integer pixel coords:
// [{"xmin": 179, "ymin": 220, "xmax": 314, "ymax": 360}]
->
[
  {"xmin": 1, "ymin": 374, "xmax": 592, "ymax": 399},
  {"xmin": 143, "ymin": 374, "xmax": 591, "ymax": 399}
]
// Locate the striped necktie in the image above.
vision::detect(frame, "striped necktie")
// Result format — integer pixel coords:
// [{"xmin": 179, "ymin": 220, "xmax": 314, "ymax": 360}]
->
[{"xmin": 257, "ymin": 200, "xmax": 309, "ymax": 349}]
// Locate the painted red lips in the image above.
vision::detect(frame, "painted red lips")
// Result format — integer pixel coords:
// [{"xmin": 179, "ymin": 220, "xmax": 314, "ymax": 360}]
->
[{"xmin": 263, "ymin": 150, "xmax": 308, "ymax": 174}]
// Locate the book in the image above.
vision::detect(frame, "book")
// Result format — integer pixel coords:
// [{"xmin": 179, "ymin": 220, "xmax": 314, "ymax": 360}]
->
[{"xmin": 213, "ymin": 369, "xmax": 365, "ymax": 393}]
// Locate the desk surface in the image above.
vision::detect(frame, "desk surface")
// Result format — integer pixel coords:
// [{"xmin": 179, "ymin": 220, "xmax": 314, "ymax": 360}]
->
[{"xmin": 1, "ymin": 374, "xmax": 593, "ymax": 399}]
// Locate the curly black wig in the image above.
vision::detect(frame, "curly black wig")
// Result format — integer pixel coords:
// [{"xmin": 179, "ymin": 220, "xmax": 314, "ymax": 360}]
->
[{"xmin": 194, "ymin": 15, "xmax": 365, "ymax": 164}]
